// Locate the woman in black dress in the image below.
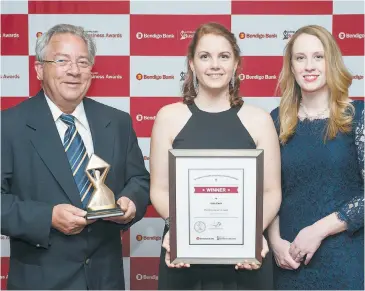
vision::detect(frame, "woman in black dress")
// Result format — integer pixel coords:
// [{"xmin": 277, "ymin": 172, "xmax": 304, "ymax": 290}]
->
[{"xmin": 150, "ymin": 22, "xmax": 282, "ymax": 290}]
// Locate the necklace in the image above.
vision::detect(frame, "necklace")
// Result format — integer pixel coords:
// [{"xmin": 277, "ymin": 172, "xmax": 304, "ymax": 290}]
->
[{"xmin": 298, "ymin": 102, "xmax": 330, "ymax": 121}]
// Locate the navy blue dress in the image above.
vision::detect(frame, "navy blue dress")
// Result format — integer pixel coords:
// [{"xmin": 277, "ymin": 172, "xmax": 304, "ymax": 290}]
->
[{"xmin": 270, "ymin": 100, "xmax": 364, "ymax": 290}]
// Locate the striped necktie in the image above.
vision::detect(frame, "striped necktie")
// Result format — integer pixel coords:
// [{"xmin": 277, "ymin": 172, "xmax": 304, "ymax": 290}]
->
[{"xmin": 60, "ymin": 114, "xmax": 93, "ymax": 208}]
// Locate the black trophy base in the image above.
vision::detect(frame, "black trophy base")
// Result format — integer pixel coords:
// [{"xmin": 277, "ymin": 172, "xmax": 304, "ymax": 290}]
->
[{"xmin": 86, "ymin": 207, "xmax": 124, "ymax": 220}]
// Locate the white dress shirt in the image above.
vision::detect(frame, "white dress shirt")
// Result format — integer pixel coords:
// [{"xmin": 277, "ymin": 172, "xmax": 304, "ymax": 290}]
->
[{"xmin": 45, "ymin": 95, "xmax": 94, "ymax": 156}]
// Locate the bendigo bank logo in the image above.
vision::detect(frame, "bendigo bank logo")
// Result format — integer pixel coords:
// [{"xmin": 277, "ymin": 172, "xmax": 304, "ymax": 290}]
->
[
  {"xmin": 36, "ymin": 32, "xmax": 43, "ymax": 38},
  {"xmin": 136, "ymin": 73, "xmax": 175, "ymax": 81},
  {"xmin": 136, "ymin": 32, "xmax": 175, "ymax": 40},
  {"xmin": 136, "ymin": 234, "xmax": 161, "ymax": 241},
  {"xmin": 136, "ymin": 114, "xmax": 156, "ymax": 122},
  {"xmin": 239, "ymin": 74, "xmax": 277, "ymax": 81},
  {"xmin": 239, "ymin": 32, "xmax": 277, "ymax": 39},
  {"xmin": 136, "ymin": 274, "xmax": 158, "ymax": 281},
  {"xmin": 338, "ymin": 32, "xmax": 365, "ymax": 40}
]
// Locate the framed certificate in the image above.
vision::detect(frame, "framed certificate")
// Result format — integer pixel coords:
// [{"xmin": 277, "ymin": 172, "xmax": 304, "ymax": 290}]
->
[{"xmin": 168, "ymin": 149, "xmax": 263, "ymax": 265}]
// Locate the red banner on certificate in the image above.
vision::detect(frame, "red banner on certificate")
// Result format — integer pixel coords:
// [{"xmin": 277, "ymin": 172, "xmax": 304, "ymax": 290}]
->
[{"xmin": 194, "ymin": 187, "xmax": 238, "ymax": 194}]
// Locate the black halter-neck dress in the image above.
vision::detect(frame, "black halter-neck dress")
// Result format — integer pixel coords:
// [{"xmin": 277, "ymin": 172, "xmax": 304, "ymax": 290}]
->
[{"xmin": 157, "ymin": 102, "xmax": 273, "ymax": 290}]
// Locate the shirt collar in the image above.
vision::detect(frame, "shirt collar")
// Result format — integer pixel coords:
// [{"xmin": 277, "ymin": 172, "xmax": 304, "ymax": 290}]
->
[{"xmin": 44, "ymin": 94, "xmax": 89, "ymax": 130}]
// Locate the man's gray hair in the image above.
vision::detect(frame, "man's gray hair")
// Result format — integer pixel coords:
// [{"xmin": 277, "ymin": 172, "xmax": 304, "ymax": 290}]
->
[{"xmin": 35, "ymin": 24, "xmax": 96, "ymax": 65}]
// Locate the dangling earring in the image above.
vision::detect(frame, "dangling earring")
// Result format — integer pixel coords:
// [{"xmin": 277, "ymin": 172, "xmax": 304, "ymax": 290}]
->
[
  {"xmin": 230, "ymin": 71, "xmax": 235, "ymax": 89},
  {"xmin": 193, "ymin": 71, "xmax": 199, "ymax": 94}
]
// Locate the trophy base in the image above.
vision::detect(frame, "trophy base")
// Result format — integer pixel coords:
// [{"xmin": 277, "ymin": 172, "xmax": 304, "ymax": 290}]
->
[{"xmin": 86, "ymin": 207, "xmax": 124, "ymax": 220}]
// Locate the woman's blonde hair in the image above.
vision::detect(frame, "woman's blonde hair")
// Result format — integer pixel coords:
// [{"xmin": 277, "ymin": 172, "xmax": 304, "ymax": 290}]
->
[
  {"xmin": 277, "ymin": 25, "xmax": 354, "ymax": 144},
  {"xmin": 182, "ymin": 22, "xmax": 243, "ymax": 107}
]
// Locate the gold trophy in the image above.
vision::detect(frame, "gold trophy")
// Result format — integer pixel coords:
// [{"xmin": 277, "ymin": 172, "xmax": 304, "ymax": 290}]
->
[{"xmin": 84, "ymin": 154, "xmax": 124, "ymax": 220}]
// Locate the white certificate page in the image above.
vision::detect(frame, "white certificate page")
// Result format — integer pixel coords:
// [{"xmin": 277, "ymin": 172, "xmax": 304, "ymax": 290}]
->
[{"xmin": 188, "ymin": 169, "xmax": 244, "ymax": 245}]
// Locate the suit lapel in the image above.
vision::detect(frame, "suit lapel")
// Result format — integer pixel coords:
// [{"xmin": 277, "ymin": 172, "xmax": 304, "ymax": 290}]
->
[
  {"xmin": 26, "ymin": 92, "xmax": 83, "ymax": 207},
  {"xmin": 83, "ymin": 98, "xmax": 114, "ymax": 181}
]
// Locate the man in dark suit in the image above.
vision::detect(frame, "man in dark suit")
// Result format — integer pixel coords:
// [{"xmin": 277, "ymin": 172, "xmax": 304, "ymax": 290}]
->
[{"xmin": 1, "ymin": 24, "xmax": 150, "ymax": 290}]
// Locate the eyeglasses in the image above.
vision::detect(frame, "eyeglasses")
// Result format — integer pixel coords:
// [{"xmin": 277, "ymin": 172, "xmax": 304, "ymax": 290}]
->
[{"xmin": 41, "ymin": 59, "xmax": 92, "ymax": 70}]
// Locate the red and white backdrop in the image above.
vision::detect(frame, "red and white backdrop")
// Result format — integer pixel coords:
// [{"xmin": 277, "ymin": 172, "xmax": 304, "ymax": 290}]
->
[{"xmin": 1, "ymin": 0, "xmax": 364, "ymax": 289}]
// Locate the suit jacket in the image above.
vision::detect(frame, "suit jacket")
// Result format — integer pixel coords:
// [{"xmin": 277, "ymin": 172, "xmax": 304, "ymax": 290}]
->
[{"xmin": 1, "ymin": 91, "xmax": 150, "ymax": 290}]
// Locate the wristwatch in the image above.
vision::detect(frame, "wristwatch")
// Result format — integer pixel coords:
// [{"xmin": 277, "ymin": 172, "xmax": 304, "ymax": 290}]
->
[{"xmin": 164, "ymin": 217, "xmax": 170, "ymax": 229}]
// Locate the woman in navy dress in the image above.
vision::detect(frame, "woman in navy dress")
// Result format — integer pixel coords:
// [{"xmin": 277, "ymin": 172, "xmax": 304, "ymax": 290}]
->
[
  {"xmin": 268, "ymin": 25, "xmax": 364, "ymax": 290},
  {"xmin": 149, "ymin": 22, "xmax": 282, "ymax": 290}
]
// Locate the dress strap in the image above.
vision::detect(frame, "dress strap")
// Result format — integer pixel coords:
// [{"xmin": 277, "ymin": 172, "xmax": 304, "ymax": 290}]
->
[
  {"xmin": 231, "ymin": 103, "xmax": 243, "ymax": 113},
  {"xmin": 187, "ymin": 102, "xmax": 199, "ymax": 114}
]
